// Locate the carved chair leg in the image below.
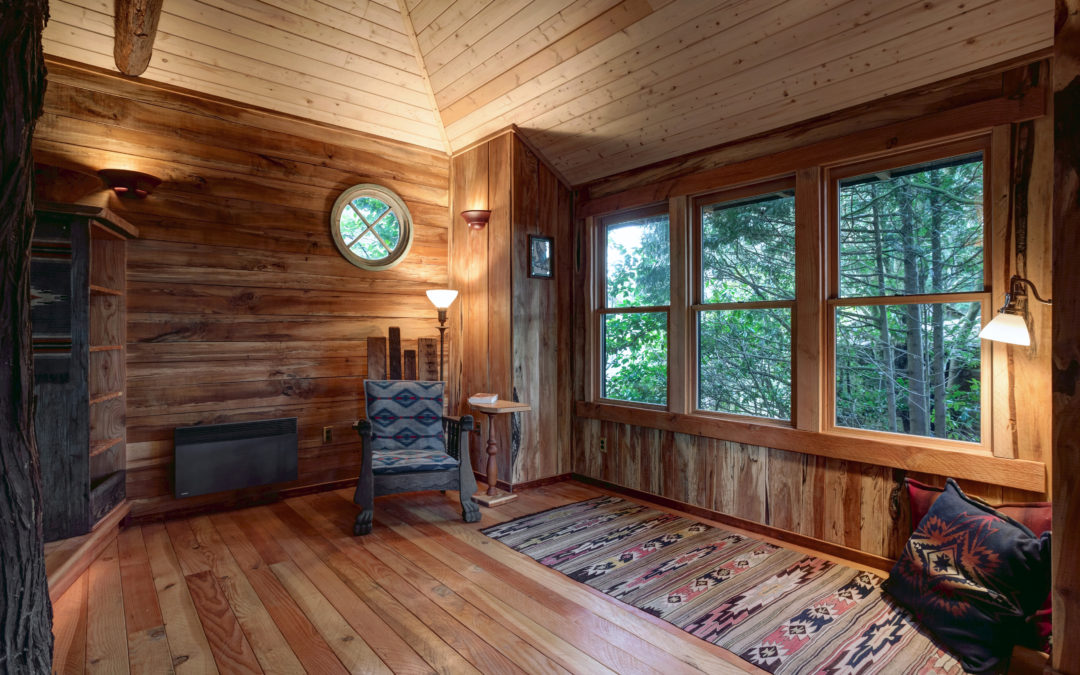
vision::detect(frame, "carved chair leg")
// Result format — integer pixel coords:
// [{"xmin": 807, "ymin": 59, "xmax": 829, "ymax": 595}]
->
[
  {"xmin": 353, "ymin": 464, "xmax": 374, "ymax": 536},
  {"xmin": 458, "ymin": 465, "xmax": 481, "ymax": 523},
  {"xmin": 354, "ymin": 510, "xmax": 373, "ymax": 536}
]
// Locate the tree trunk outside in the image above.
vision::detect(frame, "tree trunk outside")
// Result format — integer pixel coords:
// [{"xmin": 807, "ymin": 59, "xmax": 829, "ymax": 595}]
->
[
  {"xmin": 929, "ymin": 174, "xmax": 948, "ymax": 438},
  {"xmin": 870, "ymin": 184, "xmax": 898, "ymax": 432},
  {"xmin": 899, "ymin": 183, "xmax": 929, "ymax": 435},
  {"xmin": 0, "ymin": 2, "xmax": 53, "ymax": 673}
]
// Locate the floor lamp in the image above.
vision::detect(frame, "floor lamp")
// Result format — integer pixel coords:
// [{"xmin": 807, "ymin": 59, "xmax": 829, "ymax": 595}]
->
[{"xmin": 426, "ymin": 289, "xmax": 458, "ymax": 381}]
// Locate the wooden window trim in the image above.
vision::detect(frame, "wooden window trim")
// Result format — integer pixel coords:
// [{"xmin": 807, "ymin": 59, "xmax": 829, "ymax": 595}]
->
[
  {"xmin": 584, "ymin": 126, "xmax": 1047, "ymax": 490},
  {"xmin": 824, "ymin": 136, "xmax": 993, "ymax": 451},
  {"xmin": 691, "ymin": 178, "xmax": 797, "ymax": 423},
  {"xmin": 594, "ymin": 204, "xmax": 672, "ymax": 407}
]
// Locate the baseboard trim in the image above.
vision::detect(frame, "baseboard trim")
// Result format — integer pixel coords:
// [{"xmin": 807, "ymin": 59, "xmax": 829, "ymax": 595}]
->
[
  {"xmin": 47, "ymin": 500, "xmax": 131, "ymax": 602},
  {"xmin": 473, "ymin": 472, "xmax": 573, "ymax": 493},
  {"xmin": 572, "ymin": 473, "xmax": 895, "ymax": 572}
]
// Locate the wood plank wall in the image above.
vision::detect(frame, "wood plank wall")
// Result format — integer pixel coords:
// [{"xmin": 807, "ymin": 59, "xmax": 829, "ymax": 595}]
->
[
  {"xmin": 570, "ymin": 65, "xmax": 1051, "ymax": 560},
  {"xmin": 449, "ymin": 132, "xmax": 572, "ymax": 486},
  {"xmin": 32, "ymin": 59, "xmax": 451, "ymax": 518}
]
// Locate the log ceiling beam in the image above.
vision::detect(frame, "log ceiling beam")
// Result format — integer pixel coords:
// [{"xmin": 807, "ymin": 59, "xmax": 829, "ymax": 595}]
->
[{"xmin": 113, "ymin": 0, "xmax": 163, "ymax": 77}]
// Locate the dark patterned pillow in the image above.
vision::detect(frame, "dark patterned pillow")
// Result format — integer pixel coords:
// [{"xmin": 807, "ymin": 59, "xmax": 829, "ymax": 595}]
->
[
  {"xmin": 904, "ymin": 478, "xmax": 1053, "ymax": 653},
  {"xmin": 364, "ymin": 380, "xmax": 445, "ymax": 452},
  {"xmin": 884, "ymin": 479, "xmax": 1051, "ymax": 673}
]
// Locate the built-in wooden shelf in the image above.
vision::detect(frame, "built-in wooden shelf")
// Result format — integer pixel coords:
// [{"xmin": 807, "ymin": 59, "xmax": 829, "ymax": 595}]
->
[
  {"xmin": 89, "ymin": 284, "xmax": 122, "ymax": 296},
  {"xmin": 89, "ymin": 437, "xmax": 123, "ymax": 458},
  {"xmin": 89, "ymin": 390, "xmax": 123, "ymax": 405},
  {"xmin": 89, "ymin": 344, "xmax": 122, "ymax": 352}
]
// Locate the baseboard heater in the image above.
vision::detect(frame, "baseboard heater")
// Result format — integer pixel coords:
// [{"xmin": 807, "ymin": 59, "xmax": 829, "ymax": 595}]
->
[{"xmin": 174, "ymin": 417, "xmax": 298, "ymax": 498}]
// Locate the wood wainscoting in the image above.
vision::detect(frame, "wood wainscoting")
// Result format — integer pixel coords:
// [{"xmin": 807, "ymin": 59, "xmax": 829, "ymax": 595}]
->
[
  {"xmin": 32, "ymin": 58, "xmax": 452, "ymax": 519},
  {"xmin": 568, "ymin": 63, "xmax": 1052, "ymax": 563}
]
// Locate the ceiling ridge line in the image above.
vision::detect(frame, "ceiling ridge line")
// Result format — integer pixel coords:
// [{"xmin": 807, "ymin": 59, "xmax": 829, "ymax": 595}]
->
[{"xmin": 396, "ymin": 0, "xmax": 453, "ymax": 156}]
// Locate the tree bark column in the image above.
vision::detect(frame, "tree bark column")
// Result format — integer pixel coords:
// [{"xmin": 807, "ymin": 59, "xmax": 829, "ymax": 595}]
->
[
  {"xmin": 1052, "ymin": 1, "xmax": 1080, "ymax": 673},
  {"xmin": 0, "ymin": 2, "xmax": 52, "ymax": 673}
]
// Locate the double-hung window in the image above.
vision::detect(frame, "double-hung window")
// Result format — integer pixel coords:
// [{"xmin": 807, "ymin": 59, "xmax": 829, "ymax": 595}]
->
[
  {"xmin": 597, "ymin": 207, "xmax": 670, "ymax": 407},
  {"xmin": 693, "ymin": 180, "xmax": 796, "ymax": 421},
  {"xmin": 829, "ymin": 142, "xmax": 989, "ymax": 444}
]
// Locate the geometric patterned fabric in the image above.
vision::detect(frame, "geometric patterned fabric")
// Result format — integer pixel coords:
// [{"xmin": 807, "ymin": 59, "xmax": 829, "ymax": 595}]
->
[
  {"xmin": 904, "ymin": 477, "xmax": 1053, "ymax": 654},
  {"xmin": 885, "ymin": 479, "xmax": 1052, "ymax": 673},
  {"xmin": 371, "ymin": 447, "xmax": 459, "ymax": 475},
  {"xmin": 364, "ymin": 379, "xmax": 445, "ymax": 452},
  {"xmin": 484, "ymin": 496, "xmax": 972, "ymax": 674}
]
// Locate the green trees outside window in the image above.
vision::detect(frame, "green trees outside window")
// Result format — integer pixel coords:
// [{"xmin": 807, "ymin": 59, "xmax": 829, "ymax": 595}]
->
[
  {"xmin": 594, "ymin": 147, "xmax": 986, "ymax": 446},
  {"xmin": 697, "ymin": 191, "xmax": 796, "ymax": 420},
  {"xmin": 601, "ymin": 213, "xmax": 669, "ymax": 405},
  {"xmin": 835, "ymin": 154, "xmax": 984, "ymax": 442}
]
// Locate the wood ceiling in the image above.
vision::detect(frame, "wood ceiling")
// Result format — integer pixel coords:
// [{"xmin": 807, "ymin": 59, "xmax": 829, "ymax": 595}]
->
[{"xmin": 43, "ymin": 0, "xmax": 1053, "ymax": 185}]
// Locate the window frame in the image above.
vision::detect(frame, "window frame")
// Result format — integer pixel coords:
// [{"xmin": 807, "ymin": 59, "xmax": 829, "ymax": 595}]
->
[
  {"xmin": 592, "ymin": 203, "xmax": 672, "ymax": 411},
  {"xmin": 330, "ymin": 183, "xmax": 414, "ymax": 271},
  {"xmin": 690, "ymin": 176, "xmax": 798, "ymax": 424},
  {"xmin": 588, "ymin": 134, "xmax": 999, "ymax": 456},
  {"xmin": 824, "ymin": 137, "xmax": 993, "ymax": 451}
]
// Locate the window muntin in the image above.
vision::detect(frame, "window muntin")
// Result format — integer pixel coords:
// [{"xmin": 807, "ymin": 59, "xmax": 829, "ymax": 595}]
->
[
  {"xmin": 599, "ymin": 208, "xmax": 670, "ymax": 406},
  {"xmin": 331, "ymin": 184, "xmax": 413, "ymax": 270},
  {"xmin": 832, "ymin": 150, "xmax": 987, "ymax": 443},
  {"xmin": 694, "ymin": 184, "xmax": 795, "ymax": 421}
]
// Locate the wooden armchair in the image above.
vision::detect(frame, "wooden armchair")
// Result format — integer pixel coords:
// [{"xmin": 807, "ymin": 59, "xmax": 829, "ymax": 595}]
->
[{"xmin": 351, "ymin": 380, "xmax": 481, "ymax": 535}]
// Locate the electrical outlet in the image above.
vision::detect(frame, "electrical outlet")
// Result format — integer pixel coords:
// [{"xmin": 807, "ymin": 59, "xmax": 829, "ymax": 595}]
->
[
  {"xmin": 323, "ymin": 426, "xmax": 332, "ymax": 443},
  {"xmin": 599, "ymin": 438, "xmax": 607, "ymax": 452}
]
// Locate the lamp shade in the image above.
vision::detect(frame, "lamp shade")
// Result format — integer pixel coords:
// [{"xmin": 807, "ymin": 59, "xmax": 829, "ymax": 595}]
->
[
  {"xmin": 978, "ymin": 311, "xmax": 1030, "ymax": 346},
  {"xmin": 426, "ymin": 289, "xmax": 459, "ymax": 309}
]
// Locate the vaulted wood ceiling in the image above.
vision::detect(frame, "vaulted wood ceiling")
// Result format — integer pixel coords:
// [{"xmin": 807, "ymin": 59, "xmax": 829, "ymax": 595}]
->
[{"xmin": 43, "ymin": 0, "xmax": 1053, "ymax": 184}]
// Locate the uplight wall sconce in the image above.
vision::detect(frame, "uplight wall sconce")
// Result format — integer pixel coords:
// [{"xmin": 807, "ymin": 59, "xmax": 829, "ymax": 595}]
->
[
  {"xmin": 97, "ymin": 169, "xmax": 161, "ymax": 198},
  {"xmin": 426, "ymin": 289, "xmax": 459, "ymax": 381},
  {"xmin": 460, "ymin": 209, "xmax": 491, "ymax": 230},
  {"xmin": 978, "ymin": 275, "xmax": 1052, "ymax": 346}
]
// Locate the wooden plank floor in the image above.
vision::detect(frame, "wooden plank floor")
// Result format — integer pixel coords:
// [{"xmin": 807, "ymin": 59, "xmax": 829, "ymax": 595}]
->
[{"xmin": 52, "ymin": 479, "xmax": 865, "ymax": 674}]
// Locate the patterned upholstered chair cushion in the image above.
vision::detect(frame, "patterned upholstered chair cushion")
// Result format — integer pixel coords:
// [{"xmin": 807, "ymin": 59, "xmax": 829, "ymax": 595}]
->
[
  {"xmin": 364, "ymin": 380, "xmax": 445, "ymax": 452},
  {"xmin": 884, "ymin": 479, "xmax": 1052, "ymax": 672},
  {"xmin": 371, "ymin": 448, "xmax": 459, "ymax": 475}
]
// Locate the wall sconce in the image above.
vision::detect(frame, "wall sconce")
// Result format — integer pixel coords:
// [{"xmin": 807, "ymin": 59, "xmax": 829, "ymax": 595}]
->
[
  {"xmin": 97, "ymin": 169, "xmax": 161, "ymax": 198},
  {"xmin": 978, "ymin": 275, "xmax": 1052, "ymax": 346},
  {"xmin": 426, "ymin": 289, "xmax": 459, "ymax": 381},
  {"xmin": 460, "ymin": 209, "xmax": 491, "ymax": 230}
]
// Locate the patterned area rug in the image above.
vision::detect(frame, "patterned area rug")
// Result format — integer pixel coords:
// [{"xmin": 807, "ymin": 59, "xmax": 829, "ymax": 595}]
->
[{"xmin": 482, "ymin": 496, "xmax": 967, "ymax": 674}]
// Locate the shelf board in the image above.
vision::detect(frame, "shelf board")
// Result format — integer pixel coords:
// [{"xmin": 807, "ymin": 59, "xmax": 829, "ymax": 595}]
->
[
  {"xmin": 89, "ymin": 437, "xmax": 123, "ymax": 458},
  {"xmin": 90, "ymin": 345, "xmax": 122, "ymax": 352},
  {"xmin": 89, "ymin": 284, "xmax": 123, "ymax": 296},
  {"xmin": 89, "ymin": 390, "xmax": 123, "ymax": 405}
]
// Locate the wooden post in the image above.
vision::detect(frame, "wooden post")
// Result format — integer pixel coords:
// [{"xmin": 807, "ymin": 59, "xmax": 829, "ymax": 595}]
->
[
  {"xmin": 113, "ymin": 0, "xmax": 164, "ymax": 76},
  {"xmin": 1053, "ymin": 2, "xmax": 1080, "ymax": 672},
  {"xmin": 0, "ymin": 1, "xmax": 54, "ymax": 671}
]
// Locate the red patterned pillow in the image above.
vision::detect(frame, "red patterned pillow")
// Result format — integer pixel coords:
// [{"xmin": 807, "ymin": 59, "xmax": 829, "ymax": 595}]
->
[{"xmin": 904, "ymin": 478, "xmax": 1053, "ymax": 654}]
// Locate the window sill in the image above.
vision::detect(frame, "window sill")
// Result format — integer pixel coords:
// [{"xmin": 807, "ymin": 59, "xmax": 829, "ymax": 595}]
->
[{"xmin": 575, "ymin": 401, "xmax": 1046, "ymax": 493}]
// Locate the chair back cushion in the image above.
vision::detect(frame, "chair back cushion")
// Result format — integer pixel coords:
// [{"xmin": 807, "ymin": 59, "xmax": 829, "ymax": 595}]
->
[{"xmin": 364, "ymin": 380, "xmax": 445, "ymax": 452}]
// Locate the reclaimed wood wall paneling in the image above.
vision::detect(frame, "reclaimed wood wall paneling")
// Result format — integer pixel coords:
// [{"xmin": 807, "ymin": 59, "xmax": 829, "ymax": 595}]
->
[{"xmin": 33, "ymin": 61, "xmax": 450, "ymax": 518}]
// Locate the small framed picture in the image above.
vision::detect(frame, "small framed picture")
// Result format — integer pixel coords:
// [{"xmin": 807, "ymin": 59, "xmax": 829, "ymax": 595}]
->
[{"xmin": 528, "ymin": 235, "xmax": 554, "ymax": 279}]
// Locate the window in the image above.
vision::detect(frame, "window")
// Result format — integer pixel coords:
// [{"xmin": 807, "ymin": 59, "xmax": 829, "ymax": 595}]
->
[
  {"xmin": 830, "ymin": 148, "xmax": 987, "ymax": 443},
  {"xmin": 330, "ymin": 183, "xmax": 413, "ymax": 270},
  {"xmin": 598, "ymin": 207, "xmax": 670, "ymax": 406},
  {"xmin": 694, "ymin": 181, "xmax": 796, "ymax": 420}
]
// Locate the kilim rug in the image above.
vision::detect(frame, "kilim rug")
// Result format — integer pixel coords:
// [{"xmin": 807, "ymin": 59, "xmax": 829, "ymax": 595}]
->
[{"xmin": 482, "ymin": 495, "xmax": 968, "ymax": 674}]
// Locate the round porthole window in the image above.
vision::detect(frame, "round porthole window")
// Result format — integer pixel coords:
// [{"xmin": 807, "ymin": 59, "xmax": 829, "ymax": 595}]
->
[{"xmin": 330, "ymin": 184, "xmax": 413, "ymax": 270}]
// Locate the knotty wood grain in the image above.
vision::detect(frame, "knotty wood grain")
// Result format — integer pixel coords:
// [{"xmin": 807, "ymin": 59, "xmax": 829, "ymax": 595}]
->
[
  {"xmin": 116, "ymin": 527, "xmax": 173, "ymax": 674},
  {"xmin": 185, "ymin": 570, "xmax": 262, "ymax": 675},
  {"xmin": 85, "ymin": 540, "xmax": 129, "ymax": 674}
]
